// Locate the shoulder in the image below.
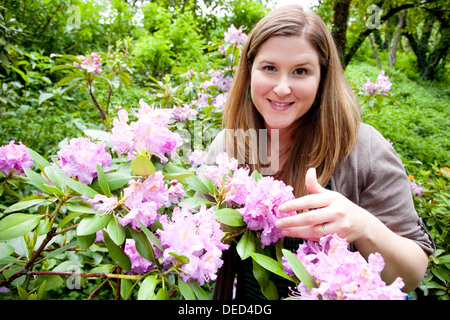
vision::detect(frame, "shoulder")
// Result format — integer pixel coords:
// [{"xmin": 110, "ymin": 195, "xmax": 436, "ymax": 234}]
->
[{"xmin": 203, "ymin": 129, "xmax": 226, "ymax": 165}]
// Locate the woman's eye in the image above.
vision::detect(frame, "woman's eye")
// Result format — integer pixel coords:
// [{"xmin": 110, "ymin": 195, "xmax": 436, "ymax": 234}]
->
[
  {"xmin": 263, "ymin": 65, "xmax": 276, "ymax": 72},
  {"xmin": 294, "ymin": 68, "xmax": 307, "ymax": 75}
]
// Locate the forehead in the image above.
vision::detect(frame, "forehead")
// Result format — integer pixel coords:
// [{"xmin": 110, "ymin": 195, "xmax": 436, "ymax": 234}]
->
[{"xmin": 254, "ymin": 35, "xmax": 320, "ymax": 65}]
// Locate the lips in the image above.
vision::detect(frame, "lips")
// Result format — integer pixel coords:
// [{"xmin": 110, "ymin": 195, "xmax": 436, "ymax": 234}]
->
[{"xmin": 267, "ymin": 99, "xmax": 294, "ymax": 111}]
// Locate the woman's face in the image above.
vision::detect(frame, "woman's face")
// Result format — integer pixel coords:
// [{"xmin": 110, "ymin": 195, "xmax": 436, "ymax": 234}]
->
[{"xmin": 250, "ymin": 36, "xmax": 321, "ymax": 135}]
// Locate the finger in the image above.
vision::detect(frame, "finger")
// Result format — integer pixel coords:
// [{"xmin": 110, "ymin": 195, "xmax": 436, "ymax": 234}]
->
[
  {"xmin": 281, "ymin": 223, "xmax": 331, "ymax": 240},
  {"xmin": 305, "ymin": 167, "xmax": 327, "ymax": 195},
  {"xmin": 278, "ymin": 193, "xmax": 332, "ymax": 213},
  {"xmin": 275, "ymin": 207, "xmax": 331, "ymax": 229}
]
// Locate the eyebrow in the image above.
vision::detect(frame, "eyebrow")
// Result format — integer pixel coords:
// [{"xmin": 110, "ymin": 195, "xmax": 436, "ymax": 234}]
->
[{"xmin": 257, "ymin": 59, "xmax": 317, "ymax": 68}]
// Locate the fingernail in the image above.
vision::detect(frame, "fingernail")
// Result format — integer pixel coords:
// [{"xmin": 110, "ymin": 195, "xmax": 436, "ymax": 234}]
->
[
  {"xmin": 282, "ymin": 230, "xmax": 289, "ymax": 237},
  {"xmin": 278, "ymin": 204, "xmax": 286, "ymax": 211},
  {"xmin": 275, "ymin": 220, "xmax": 283, "ymax": 228}
]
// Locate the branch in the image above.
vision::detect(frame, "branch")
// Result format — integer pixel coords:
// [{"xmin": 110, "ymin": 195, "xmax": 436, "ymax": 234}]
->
[{"xmin": 0, "ymin": 227, "xmax": 57, "ymax": 287}]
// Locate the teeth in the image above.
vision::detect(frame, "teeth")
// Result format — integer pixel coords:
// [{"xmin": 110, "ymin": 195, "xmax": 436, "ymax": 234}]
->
[{"xmin": 271, "ymin": 100, "xmax": 291, "ymax": 107}]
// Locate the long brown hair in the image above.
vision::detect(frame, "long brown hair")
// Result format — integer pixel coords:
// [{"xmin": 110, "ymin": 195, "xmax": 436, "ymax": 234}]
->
[{"xmin": 223, "ymin": 4, "xmax": 360, "ymax": 197}]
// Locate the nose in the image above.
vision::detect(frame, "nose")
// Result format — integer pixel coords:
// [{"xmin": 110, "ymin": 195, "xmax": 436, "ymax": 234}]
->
[{"xmin": 273, "ymin": 76, "xmax": 291, "ymax": 98}]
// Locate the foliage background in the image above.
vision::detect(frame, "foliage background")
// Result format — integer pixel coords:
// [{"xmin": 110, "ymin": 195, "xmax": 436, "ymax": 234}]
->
[{"xmin": 0, "ymin": 0, "xmax": 449, "ymax": 300}]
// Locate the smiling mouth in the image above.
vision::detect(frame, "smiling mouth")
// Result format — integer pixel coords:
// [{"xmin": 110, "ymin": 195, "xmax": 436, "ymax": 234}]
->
[{"xmin": 268, "ymin": 99, "xmax": 294, "ymax": 110}]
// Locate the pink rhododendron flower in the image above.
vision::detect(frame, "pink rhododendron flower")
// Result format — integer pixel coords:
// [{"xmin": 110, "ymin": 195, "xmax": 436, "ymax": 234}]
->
[
  {"xmin": 363, "ymin": 70, "xmax": 392, "ymax": 96},
  {"xmin": 410, "ymin": 181, "xmax": 424, "ymax": 197},
  {"xmin": 73, "ymin": 52, "xmax": 102, "ymax": 75},
  {"xmin": 121, "ymin": 171, "xmax": 169, "ymax": 229},
  {"xmin": 157, "ymin": 205, "xmax": 229, "ymax": 285},
  {"xmin": 57, "ymin": 137, "xmax": 112, "ymax": 185},
  {"xmin": 188, "ymin": 149, "xmax": 206, "ymax": 167},
  {"xmin": 165, "ymin": 180, "xmax": 185, "ymax": 207},
  {"xmin": 88, "ymin": 194, "xmax": 118, "ymax": 215},
  {"xmin": 283, "ymin": 234, "xmax": 407, "ymax": 300},
  {"xmin": 0, "ymin": 141, "xmax": 33, "ymax": 176},
  {"xmin": 172, "ymin": 104, "xmax": 198, "ymax": 121},
  {"xmin": 237, "ymin": 176, "xmax": 296, "ymax": 247},
  {"xmin": 124, "ymin": 239, "xmax": 161, "ymax": 274},
  {"xmin": 200, "ymin": 152, "xmax": 296, "ymax": 247},
  {"xmin": 109, "ymin": 100, "xmax": 183, "ymax": 163},
  {"xmin": 219, "ymin": 25, "xmax": 248, "ymax": 54}
]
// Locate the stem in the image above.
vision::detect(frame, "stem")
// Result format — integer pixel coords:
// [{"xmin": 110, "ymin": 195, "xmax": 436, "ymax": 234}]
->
[
  {"xmin": 25, "ymin": 271, "xmax": 141, "ymax": 281},
  {"xmin": 88, "ymin": 83, "xmax": 106, "ymax": 129},
  {"xmin": 0, "ymin": 227, "xmax": 57, "ymax": 287}
]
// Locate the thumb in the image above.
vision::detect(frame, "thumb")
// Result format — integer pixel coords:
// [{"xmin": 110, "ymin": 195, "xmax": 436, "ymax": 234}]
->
[{"xmin": 305, "ymin": 167, "xmax": 327, "ymax": 194}]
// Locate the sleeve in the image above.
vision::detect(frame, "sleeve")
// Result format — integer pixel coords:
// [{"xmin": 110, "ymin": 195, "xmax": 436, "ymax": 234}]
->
[{"xmin": 331, "ymin": 124, "xmax": 435, "ymax": 255}]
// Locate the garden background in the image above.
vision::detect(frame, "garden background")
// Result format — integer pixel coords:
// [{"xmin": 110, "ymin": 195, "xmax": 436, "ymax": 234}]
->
[{"xmin": 0, "ymin": 0, "xmax": 449, "ymax": 300}]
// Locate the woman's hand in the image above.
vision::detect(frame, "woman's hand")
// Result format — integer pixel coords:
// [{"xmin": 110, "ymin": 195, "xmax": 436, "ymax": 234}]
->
[{"xmin": 275, "ymin": 167, "xmax": 372, "ymax": 242}]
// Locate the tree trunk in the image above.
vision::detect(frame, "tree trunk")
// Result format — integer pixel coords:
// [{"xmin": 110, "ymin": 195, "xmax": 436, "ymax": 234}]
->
[
  {"xmin": 369, "ymin": 33, "xmax": 383, "ymax": 70},
  {"xmin": 389, "ymin": 9, "xmax": 407, "ymax": 67},
  {"xmin": 331, "ymin": 0, "xmax": 352, "ymax": 65}
]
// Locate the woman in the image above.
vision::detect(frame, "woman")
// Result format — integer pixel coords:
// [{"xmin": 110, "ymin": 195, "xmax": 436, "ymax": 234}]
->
[{"xmin": 205, "ymin": 5, "xmax": 435, "ymax": 299}]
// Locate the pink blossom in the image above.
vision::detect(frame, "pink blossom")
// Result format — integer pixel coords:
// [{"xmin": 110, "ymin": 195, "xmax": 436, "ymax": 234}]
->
[
  {"xmin": 172, "ymin": 104, "xmax": 198, "ymax": 121},
  {"xmin": 88, "ymin": 194, "xmax": 118, "ymax": 215},
  {"xmin": 165, "ymin": 180, "xmax": 185, "ymax": 207},
  {"xmin": 124, "ymin": 239, "xmax": 161, "ymax": 274},
  {"xmin": 188, "ymin": 149, "xmax": 206, "ymax": 167},
  {"xmin": 237, "ymin": 176, "xmax": 296, "ymax": 247},
  {"xmin": 0, "ymin": 141, "xmax": 33, "ymax": 176},
  {"xmin": 57, "ymin": 137, "xmax": 112, "ymax": 185},
  {"xmin": 73, "ymin": 52, "xmax": 102, "ymax": 75},
  {"xmin": 110, "ymin": 100, "xmax": 183, "ymax": 163},
  {"xmin": 157, "ymin": 205, "xmax": 229, "ymax": 285},
  {"xmin": 363, "ymin": 70, "xmax": 392, "ymax": 97},
  {"xmin": 283, "ymin": 234, "xmax": 407, "ymax": 300},
  {"xmin": 123, "ymin": 171, "xmax": 168, "ymax": 210},
  {"xmin": 410, "ymin": 181, "xmax": 424, "ymax": 197},
  {"xmin": 120, "ymin": 201, "xmax": 159, "ymax": 230}
]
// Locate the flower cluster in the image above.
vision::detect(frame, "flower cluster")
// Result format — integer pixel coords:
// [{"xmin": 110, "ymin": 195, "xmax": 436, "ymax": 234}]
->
[
  {"xmin": 0, "ymin": 141, "xmax": 33, "ymax": 176},
  {"xmin": 57, "ymin": 137, "xmax": 112, "ymax": 185},
  {"xmin": 73, "ymin": 52, "xmax": 102, "ymax": 75},
  {"xmin": 188, "ymin": 149, "xmax": 206, "ymax": 168},
  {"xmin": 219, "ymin": 24, "xmax": 248, "ymax": 54},
  {"xmin": 110, "ymin": 99, "xmax": 183, "ymax": 162},
  {"xmin": 157, "ymin": 205, "xmax": 229, "ymax": 285},
  {"xmin": 124, "ymin": 239, "xmax": 162, "ymax": 274},
  {"xmin": 200, "ymin": 152, "xmax": 297, "ymax": 247},
  {"xmin": 363, "ymin": 70, "xmax": 392, "ymax": 97},
  {"xmin": 283, "ymin": 234, "xmax": 407, "ymax": 300},
  {"xmin": 172, "ymin": 103, "xmax": 198, "ymax": 121}
]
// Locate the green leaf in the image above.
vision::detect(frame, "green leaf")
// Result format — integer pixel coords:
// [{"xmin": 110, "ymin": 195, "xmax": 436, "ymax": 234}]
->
[
  {"xmin": 156, "ymin": 287, "xmax": 170, "ymax": 300},
  {"xmin": 138, "ymin": 275, "xmax": 158, "ymax": 300},
  {"xmin": 23, "ymin": 167, "xmax": 48, "ymax": 192},
  {"xmin": 189, "ymin": 280, "xmax": 211, "ymax": 300},
  {"xmin": 102, "ymin": 230, "xmax": 131, "ymax": 272},
  {"xmin": 178, "ymin": 196, "xmax": 212, "ymax": 210},
  {"xmin": 26, "ymin": 148, "xmax": 51, "ymax": 169},
  {"xmin": 163, "ymin": 172, "xmax": 193, "ymax": 180},
  {"xmin": 0, "ymin": 213, "xmax": 42, "ymax": 240},
  {"xmin": 282, "ymin": 249, "xmax": 317, "ymax": 290},
  {"xmin": 38, "ymin": 92, "xmax": 54, "ymax": 105},
  {"xmin": 107, "ymin": 215, "xmax": 125, "ymax": 246},
  {"xmin": 137, "ymin": 219, "xmax": 164, "ymax": 252},
  {"xmin": 128, "ymin": 226, "xmax": 157, "ymax": 264},
  {"xmin": 249, "ymin": 252, "xmax": 295, "ymax": 283},
  {"xmin": 236, "ymin": 229, "xmax": 256, "ymax": 260},
  {"xmin": 59, "ymin": 174, "xmax": 98, "ymax": 199},
  {"xmin": 77, "ymin": 213, "xmax": 112, "ymax": 236},
  {"xmin": 64, "ymin": 204, "xmax": 98, "ymax": 214},
  {"xmin": 4, "ymin": 198, "xmax": 48, "ymax": 214},
  {"xmin": 0, "ymin": 242, "xmax": 14, "ymax": 258},
  {"xmin": 43, "ymin": 166, "xmax": 66, "ymax": 190},
  {"xmin": 36, "ymin": 280, "xmax": 47, "ymax": 300},
  {"xmin": 131, "ymin": 155, "xmax": 155, "ymax": 177},
  {"xmin": 214, "ymin": 208, "xmax": 246, "ymax": 227},
  {"xmin": 178, "ymin": 277, "xmax": 196, "ymax": 300},
  {"xmin": 168, "ymin": 251, "xmax": 190, "ymax": 264},
  {"xmin": 185, "ymin": 174, "xmax": 211, "ymax": 195},
  {"xmin": 77, "ymin": 234, "xmax": 96, "ymax": 249},
  {"xmin": 96, "ymin": 164, "xmax": 111, "ymax": 197}
]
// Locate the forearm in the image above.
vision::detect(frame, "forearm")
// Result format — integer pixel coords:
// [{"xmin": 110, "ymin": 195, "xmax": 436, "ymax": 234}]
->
[{"xmin": 354, "ymin": 212, "xmax": 429, "ymax": 293}]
